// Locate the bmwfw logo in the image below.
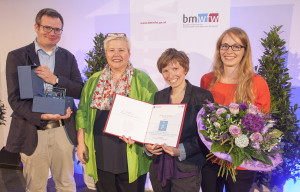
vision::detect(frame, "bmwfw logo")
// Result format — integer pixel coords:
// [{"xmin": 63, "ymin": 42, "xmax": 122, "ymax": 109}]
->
[{"xmin": 182, "ymin": 13, "xmax": 219, "ymax": 28}]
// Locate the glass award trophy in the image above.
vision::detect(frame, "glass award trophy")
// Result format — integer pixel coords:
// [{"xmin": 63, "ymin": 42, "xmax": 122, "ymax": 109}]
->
[{"xmin": 44, "ymin": 87, "xmax": 66, "ymax": 99}]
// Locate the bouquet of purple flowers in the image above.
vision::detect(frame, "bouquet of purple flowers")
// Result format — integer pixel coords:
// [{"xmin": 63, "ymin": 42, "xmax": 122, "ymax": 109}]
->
[{"xmin": 197, "ymin": 102, "xmax": 283, "ymax": 181}]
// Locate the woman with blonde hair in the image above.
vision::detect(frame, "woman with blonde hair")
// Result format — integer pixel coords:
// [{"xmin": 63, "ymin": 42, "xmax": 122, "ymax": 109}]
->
[
  {"xmin": 76, "ymin": 33, "xmax": 157, "ymax": 192},
  {"xmin": 200, "ymin": 27, "xmax": 271, "ymax": 192}
]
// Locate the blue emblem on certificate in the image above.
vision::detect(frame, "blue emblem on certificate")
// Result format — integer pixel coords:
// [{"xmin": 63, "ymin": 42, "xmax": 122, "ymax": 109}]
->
[{"xmin": 158, "ymin": 120, "xmax": 168, "ymax": 131}]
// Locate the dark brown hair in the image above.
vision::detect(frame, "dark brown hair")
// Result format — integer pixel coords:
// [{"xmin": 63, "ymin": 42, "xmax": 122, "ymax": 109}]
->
[
  {"xmin": 35, "ymin": 8, "xmax": 64, "ymax": 27},
  {"xmin": 157, "ymin": 48, "xmax": 189, "ymax": 73}
]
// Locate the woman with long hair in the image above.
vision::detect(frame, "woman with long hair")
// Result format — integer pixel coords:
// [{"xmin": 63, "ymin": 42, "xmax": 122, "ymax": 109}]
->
[{"xmin": 200, "ymin": 27, "xmax": 271, "ymax": 192}]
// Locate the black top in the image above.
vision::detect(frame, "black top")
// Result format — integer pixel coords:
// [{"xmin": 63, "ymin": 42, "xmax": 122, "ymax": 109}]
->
[
  {"xmin": 93, "ymin": 110, "xmax": 128, "ymax": 174},
  {"xmin": 154, "ymin": 80, "xmax": 214, "ymax": 167}
]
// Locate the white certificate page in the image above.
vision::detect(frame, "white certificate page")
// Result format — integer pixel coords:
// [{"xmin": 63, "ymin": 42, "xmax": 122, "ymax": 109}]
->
[
  {"xmin": 144, "ymin": 104, "xmax": 186, "ymax": 147},
  {"xmin": 104, "ymin": 94, "xmax": 153, "ymax": 142},
  {"xmin": 104, "ymin": 94, "xmax": 186, "ymax": 147}
]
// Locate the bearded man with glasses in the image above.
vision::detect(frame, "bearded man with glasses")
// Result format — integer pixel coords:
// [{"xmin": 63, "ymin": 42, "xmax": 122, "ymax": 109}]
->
[{"xmin": 5, "ymin": 8, "xmax": 83, "ymax": 191}]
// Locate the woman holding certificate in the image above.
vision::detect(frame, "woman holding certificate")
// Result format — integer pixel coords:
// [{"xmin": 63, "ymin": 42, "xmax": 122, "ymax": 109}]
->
[
  {"xmin": 145, "ymin": 48, "xmax": 214, "ymax": 192},
  {"xmin": 76, "ymin": 33, "xmax": 157, "ymax": 192},
  {"xmin": 200, "ymin": 27, "xmax": 271, "ymax": 192}
]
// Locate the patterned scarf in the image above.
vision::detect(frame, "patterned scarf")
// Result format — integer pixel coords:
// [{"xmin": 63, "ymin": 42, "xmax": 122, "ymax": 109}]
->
[{"xmin": 90, "ymin": 62, "xmax": 134, "ymax": 110}]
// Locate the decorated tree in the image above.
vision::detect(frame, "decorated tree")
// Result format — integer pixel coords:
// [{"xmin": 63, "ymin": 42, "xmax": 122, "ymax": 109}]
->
[
  {"xmin": 255, "ymin": 25, "xmax": 300, "ymax": 191},
  {"xmin": 82, "ymin": 33, "xmax": 107, "ymax": 81}
]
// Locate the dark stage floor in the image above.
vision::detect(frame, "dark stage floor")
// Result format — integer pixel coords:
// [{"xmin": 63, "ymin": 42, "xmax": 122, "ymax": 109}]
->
[{"xmin": 0, "ymin": 167, "xmax": 96, "ymax": 192}]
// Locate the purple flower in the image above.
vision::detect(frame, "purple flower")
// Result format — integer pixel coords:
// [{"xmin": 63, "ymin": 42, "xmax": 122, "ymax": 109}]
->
[
  {"xmin": 239, "ymin": 102, "xmax": 248, "ymax": 111},
  {"xmin": 250, "ymin": 132, "xmax": 263, "ymax": 142},
  {"xmin": 261, "ymin": 126, "xmax": 269, "ymax": 134},
  {"xmin": 257, "ymin": 111, "xmax": 264, "ymax": 118},
  {"xmin": 242, "ymin": 113, "xmax": 264, "ymax": 132},
  {"xmin": 211, "ymin": 116, "xmax": 217, "ymax": 122},
  {"xmin": 229, "ymin": 103, "xmax": 239, "ymax": 114},
  {"xmin": 264, "ymin": 134, "xmax": 272, "ymax": 142},
  {"xmin": 213, "ymin": 122, "xmax": 220, "ymax": 128},
  {"xmin": 216, "ymin": 108, "xmax": 227, "ymax": 117},
  {"xmin": 201, "ymin": 111, "xmax": 207, "ymax": 118},
  {"xmin": 249, "ymin": 105, "xmax": 259, "ymax": 115},
  {"xmin": 261, "ymin": 122, "xmax": 274, "ymax": 134},
  {"xmin": 226, "ymin": 114, "xmax": 231, "ymax": 119},
  {"xmin": 251, "ymin": 142, "xmax": 261, "ymax": 150},
  {"xmin": 222, "ymin": 135, "xmax": 228, "ymax": 141},
  {"xmin": 263, "ymin": 114, "xmax": 273, "ymax": 121},
  {"xmin": 206, "ymin": 103, "xmax": 215, "ymax": 112},
  {"xmin": 229, "ymin": 125, "xmax": 242, "ymax": 137}
]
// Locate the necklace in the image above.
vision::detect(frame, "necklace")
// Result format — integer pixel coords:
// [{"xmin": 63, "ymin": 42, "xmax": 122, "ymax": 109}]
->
[{"xmin": 170, "ymin": 84, "xmax": 187, "ymax": 104}]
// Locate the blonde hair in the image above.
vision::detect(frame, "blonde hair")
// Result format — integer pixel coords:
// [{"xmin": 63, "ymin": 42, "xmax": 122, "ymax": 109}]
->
[
  {"xmin": 210, "ymin": 27, "xmax": 255, "ymax": 103},
  {"xmin": 104, "ymin": 35, "xmax": 131, "ymax": 52}
]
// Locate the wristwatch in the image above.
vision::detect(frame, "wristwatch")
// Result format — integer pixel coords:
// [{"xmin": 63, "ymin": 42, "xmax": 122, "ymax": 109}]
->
[{"xmin": 54, "ymin": 77, "xmax": 59, "ymax": 87}]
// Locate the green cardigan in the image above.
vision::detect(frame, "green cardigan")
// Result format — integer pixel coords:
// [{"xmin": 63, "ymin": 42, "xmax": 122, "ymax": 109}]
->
[{"xmin": 76, "ymin": 69, "xmax": 158, "ymax": 183}]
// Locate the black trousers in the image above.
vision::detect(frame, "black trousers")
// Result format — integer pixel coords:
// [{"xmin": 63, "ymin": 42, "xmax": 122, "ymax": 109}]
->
[
  {"xmin": 201, "ymin": 161, "xmax": 256, "ymax": 192},
  {"xmin": 149, "ymin": 163, "xmax": 202, "ymax": 192},
  {"xmin": 95, "ymin": 169, "xmax": 147, "ymax": 192}
]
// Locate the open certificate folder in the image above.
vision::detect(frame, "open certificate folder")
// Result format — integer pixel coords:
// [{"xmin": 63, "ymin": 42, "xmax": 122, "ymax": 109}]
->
[{"xmin": 104, "ymin": 94, "xmax": 187, "ymax": 148}]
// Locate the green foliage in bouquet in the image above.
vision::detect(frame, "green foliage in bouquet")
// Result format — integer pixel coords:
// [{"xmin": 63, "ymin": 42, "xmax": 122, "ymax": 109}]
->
[
  {"xmin": 255, "ymin": 25, "xmax": 300, "ymax": 191},
  {"xmin": 0, "ymin": 100, "xmax": 6, "ymax": 126},
  {"xmin": 200, "ymin": 102, "xmax": 282, "ymax": 182},
  {"xmin": 83, "ymin": 33, "xmax": 107, "ymax": 81}
]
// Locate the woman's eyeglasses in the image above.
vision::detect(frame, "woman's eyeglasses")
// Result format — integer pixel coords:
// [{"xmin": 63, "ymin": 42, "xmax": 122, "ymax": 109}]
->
[
  {"xmin": 105, "ymin": 33, "xmax": 127, "ymax": 38},
  {"xmin": 220, "ymin": 44, "xmax": 245, "ymax": 51}
]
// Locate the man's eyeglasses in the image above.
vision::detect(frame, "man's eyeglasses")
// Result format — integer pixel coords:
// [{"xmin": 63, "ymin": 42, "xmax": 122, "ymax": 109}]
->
[
  {"xmin": 220, "ymin": 44, "xmax": 245, "ymax": 51},
  {"xmin": 105, "ymin": 33, "xmax": 126, "ymax": 38},
  {"xmin": 38, "ymin": 24, "xmax": 63, "ymax": 34}
]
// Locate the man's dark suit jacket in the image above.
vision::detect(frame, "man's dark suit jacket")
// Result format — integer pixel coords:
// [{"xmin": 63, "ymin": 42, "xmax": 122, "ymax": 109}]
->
[
  {"xmin": 5, "ymin": 42, "xmax": 84, "ymax": 156},
  {"xmin": 154, "ymin": 80, "xmax": 213, "ymax": 172}
]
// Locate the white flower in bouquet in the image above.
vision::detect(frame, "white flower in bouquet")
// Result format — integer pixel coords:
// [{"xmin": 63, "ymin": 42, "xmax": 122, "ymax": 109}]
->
[{"xmin": 235, "ymin": 134, "xmax": 249, "ymax": 148}]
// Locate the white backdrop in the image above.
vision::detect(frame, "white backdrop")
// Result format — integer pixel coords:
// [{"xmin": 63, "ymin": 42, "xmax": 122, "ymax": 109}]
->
[
  {"xmin": 0, "ymin": 0, "xmax": 299, "ymax": 191},
  {"xmin": 130, "ymin": 1, "xmax": 230, "ymax": 189},
  {"xmin": 130, "ymin": 0, "xmax": 230, "ymax": 89}
]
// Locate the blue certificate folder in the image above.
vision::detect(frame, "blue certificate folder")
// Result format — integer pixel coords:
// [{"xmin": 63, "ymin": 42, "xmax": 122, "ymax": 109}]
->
[{"xmin": 17, "ymin": 65, "xmax": 73, "ymax": 115}]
